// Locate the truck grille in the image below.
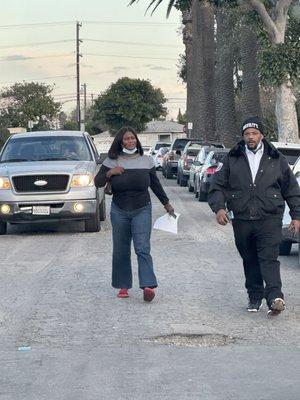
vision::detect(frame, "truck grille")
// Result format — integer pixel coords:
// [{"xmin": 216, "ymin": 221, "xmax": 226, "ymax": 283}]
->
[{"xmin": 12, "ymin": 175, "xmax": 69, "ymax": 193}]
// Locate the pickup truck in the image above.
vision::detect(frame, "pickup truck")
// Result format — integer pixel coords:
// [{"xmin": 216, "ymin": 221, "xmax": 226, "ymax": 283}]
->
[{"xmin": 0, "ymin": 130, "xmax": 105, "ymax": 234}]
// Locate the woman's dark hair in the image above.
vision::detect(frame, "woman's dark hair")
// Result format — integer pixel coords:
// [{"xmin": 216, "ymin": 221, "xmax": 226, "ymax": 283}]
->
[{"xmin": 108, "ymin": 126, "xmax": 144, "ymax": 159}]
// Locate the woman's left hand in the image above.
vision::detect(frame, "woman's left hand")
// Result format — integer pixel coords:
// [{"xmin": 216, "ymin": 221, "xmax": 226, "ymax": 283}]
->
[{"xmin": 164, "ymin": 202, "xmax": 175, "ymax": 216}]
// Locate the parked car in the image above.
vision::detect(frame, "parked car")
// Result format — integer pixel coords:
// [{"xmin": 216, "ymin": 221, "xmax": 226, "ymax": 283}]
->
[
  {"xmin": 195, "ymin": 148, "xmax": 229, "ymax": 201},
  {"xmin": 162, "ymin": 137, "xmax": 192, "ymax": 179},
  {"xmin": 142, "ymin": 146, "xmax": 151, "ymax": 155},
  {"xmin": 148, "ymin": 141, "xmax": 170, "ymax": 157},
  {"xmin": 279, "ymin": 175, "xmax": 300, "ymax": 256},
  {"xmin": 153, "ymin": 146, "xmax": 170, "ymax": 170},
  {"xmin": 0, "ymin": 131, "xmax": 106, "ymax": 234},
  {"xmin": 187, "ymin": 145, "xmax": 219, "ymax": 193},
  {"xmin": 292, "ymin": 156, "xmax": 300, "ymax": 177},
  {"xmin": 272, "ymin": 142, "xmax": 300, "ymax": 168},
  {"xmin": 177, "ymin": 141, "xmax": 203, "ymax": 186}
]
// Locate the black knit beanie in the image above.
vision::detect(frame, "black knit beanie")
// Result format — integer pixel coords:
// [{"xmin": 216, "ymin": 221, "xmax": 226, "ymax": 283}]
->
[{"xmin": 241, "ymin": 116, "xmax": 264, "ymax": 135}]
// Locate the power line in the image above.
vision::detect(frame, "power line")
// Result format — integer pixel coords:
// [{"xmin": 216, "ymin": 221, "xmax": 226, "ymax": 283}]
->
[
  {"xmin": 0, "ymin": 20, "xmax": 177, "ymax": 29},
  {"xmin": 0, "ymin": 53, "xmax": 73, "ymax": 62},
  {"xmin": 0, "ymin": 21, "xmax": 75, "ymax": 29},
  {"xmin": 0, "ymin": 39, "xmax": 74, "ymax": 49},
  {"xmin": 85, "ymin": 53, "xmax": 177, "ymax": 61},
  {"xmin": 0, "ymin": 75, "xmax": 75, "ymax": 85},
  {"xmin": 83, "ymin": 20, "xmax": 177, "ymax": 26},
  {"xmin": 84, "ymin": 38, "xmax": 180, "ymax": 48}
]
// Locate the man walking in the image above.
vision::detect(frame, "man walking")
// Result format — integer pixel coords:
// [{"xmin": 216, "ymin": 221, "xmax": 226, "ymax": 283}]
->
[{"xmin": 208, "ymin": 116, "xmax": 300, "ymax": 316}]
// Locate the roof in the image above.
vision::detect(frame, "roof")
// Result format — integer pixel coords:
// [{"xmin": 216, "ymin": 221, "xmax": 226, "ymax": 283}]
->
[
  {"xmin": 10, "ymin": 130, "xmax": 85, "ymax": 139},
  {"xmin": 144, "ymin": 120, "xmax": 184, "ymax": 133}
]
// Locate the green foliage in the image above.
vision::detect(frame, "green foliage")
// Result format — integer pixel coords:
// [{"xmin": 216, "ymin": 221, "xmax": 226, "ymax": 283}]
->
[
  {"xmin": 63, "ymin": 120, "xmax": 78, "ymax": 131},
  {"xmin": 92, "ymin": 77, "xmax": 167, "ymax": 133},
  {"xmin": 247, "ymin": 8, "xmax": 300, "ymax": 87},
  {"xmin": 178, "ymin": 53, "xmax": 187, "ymax": 83},
  {"xmin": 0, "ymin": 82, "xmax": 61, "ymax": 130},
  {"xmin": 177, "ymin": 108, "xmax": 187, "ymax": 124},
  {"xmin": 0, "ymin": 126, "xmax": 10, "ymax": 148}
]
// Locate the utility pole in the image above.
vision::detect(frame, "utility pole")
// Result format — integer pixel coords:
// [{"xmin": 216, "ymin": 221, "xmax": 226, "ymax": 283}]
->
[
  {"xmin": 76, "ymin": 21, "xmax": 82, "ymax": 130},
  {"xmin": 91, "ymin": 93, "xmax": 94, "ymax": 107},
  {"xmin": 81, "ymin": 83, "xmax": 87, "ymax": 131},
  {"xmin": 83, "ymin": 83, "xmax": 87, "ymax": 116}
]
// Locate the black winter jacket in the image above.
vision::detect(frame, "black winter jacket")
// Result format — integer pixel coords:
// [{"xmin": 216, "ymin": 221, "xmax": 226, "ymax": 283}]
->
[{"xmin": 208, "ymin": 139, "xmax": 300, "ymax": 221}]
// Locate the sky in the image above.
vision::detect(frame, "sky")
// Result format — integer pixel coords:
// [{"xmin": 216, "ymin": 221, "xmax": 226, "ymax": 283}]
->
[{"xmin": 0, "ymin": 0, "xmax": 185, "ymax": 119}]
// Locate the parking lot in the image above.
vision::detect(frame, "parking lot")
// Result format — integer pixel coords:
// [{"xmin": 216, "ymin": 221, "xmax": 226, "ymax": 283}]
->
[{"xmin": 0, "ymin": 172, "xmax": 300, "ymax": 400}]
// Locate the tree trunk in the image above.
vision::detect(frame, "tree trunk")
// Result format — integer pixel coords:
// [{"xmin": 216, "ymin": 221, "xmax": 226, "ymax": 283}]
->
[
  {"xmin": 182, "ymin": 8, "xmax": 193, "ymax": 123},
  {"xmin": 240, "ymin": 24, "xmax": 262, "ymax": 120},
  {"xmin": 215, "ymin": 7, "xmax": 238, "ymax": 147},
  {"xmin": 273, "ymin": 24, "xmax": 299, "ymax": 142},
  {"xmin": 276, "ymin": 82, "xmax": 299, "ymax": 142},
  {"xmin": 190, "ymin": 0, "xmax": 216, "ymax": 140},
  {"xmin": 245, "ymin": 0, "xmax": 298, "ymax": 141}
]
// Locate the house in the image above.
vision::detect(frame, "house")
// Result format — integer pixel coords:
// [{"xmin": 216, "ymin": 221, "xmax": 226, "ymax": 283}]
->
[{"xmin": 92, "ymin": 121, "xmax": 186, "ymax": 153}]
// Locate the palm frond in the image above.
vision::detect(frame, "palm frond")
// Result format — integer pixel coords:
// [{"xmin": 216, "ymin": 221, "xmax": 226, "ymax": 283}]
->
[{"xmin": 128, "ymin": 0, "xmax": 176, "ymax": 17}]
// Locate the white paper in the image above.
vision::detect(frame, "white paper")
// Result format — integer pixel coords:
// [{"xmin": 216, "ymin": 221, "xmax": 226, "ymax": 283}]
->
[{"xmin": 153, "ymin": 213, "xmax": 180, "ymax": 234}]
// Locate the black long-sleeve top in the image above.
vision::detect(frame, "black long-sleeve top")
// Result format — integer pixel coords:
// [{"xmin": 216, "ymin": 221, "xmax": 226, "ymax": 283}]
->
[{"xmin": 94, "ymin": 153, "xmax": 169, "ymax": 211}]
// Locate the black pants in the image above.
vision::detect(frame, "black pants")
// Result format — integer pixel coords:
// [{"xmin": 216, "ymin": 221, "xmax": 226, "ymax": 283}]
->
[{"xmin": 232, "ymin": 218, "xmax": 283, "ymax": 307}]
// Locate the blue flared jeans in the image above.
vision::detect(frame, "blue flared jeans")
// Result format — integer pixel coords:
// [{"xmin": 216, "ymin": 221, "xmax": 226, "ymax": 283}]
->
[{"xmin": 110, "ymin": 202, "xmax": 158, "ymax": 289}]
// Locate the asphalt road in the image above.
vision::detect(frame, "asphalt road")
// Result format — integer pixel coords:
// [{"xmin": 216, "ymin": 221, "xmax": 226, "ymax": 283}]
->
[{"xmin": 0, "ymin": 172, "xmax": 299, "ymax": 400}]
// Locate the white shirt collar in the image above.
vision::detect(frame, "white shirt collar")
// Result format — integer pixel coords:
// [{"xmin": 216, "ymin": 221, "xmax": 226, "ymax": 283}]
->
[{"xmin": 245, "ymin": 141, "xmax": 264, "ymax": 156}]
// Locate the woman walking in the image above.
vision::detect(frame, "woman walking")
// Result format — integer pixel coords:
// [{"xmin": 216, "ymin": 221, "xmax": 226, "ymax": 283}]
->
[{"xmin": 95, "ymin": 127, "xmax": 174, "ymax": 302}]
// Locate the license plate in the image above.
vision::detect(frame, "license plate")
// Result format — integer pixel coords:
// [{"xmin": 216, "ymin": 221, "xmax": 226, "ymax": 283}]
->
[{"xmin": 32, "ymin": 206, "xmax": 50, "ymax": 215}]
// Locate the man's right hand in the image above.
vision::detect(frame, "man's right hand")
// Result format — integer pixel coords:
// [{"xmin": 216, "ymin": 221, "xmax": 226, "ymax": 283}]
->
[
  {"xmin": 216, "ymin": 209, "xmax": 229, "ymax": 226},
  {"xmin": 107, "ymin": 166, "xmax": 125, "ymax": 178}
]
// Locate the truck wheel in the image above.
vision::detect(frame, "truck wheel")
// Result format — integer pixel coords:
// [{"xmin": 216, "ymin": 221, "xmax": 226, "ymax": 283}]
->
[
  {"xmin": 198, "ymin": 181, "xmax": 207, "ymax": 202},
  {"xmin": 99, "ymin": 198, "xmax": 106, "ymax": 221},
  {"xmin": 176, "ymin": 172, "xmax": 180, "ymax": 185},
  {"xmin": 188, "ymin": 181, "xmax": 194, "ymax": 192},
  {"xmin": 279, "ymin": 241, "xmax": 292, "ymax": 256},
  {"xmin": 180, "ymin": 176, "xmax": 187, "ymax": 187},
  {"xmin": 85, "ymin": 206, "xmax": 100, "ymax": 232},
  {"xmin": 166, "ymin": 166, "xmax": 173, "ymax": 179},
  {"xmin": 0, "ymin": 221, "xmax": 7, "ymax": 235}
]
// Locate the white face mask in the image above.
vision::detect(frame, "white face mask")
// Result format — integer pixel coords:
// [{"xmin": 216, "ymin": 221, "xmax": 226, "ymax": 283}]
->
[{"xmin": 122, "ymin": 147, "xmax": 137, "ymax": 155}]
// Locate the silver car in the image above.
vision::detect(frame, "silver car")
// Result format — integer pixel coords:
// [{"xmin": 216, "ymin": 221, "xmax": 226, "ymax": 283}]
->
[{"xmin": 0, "ymin": 131, "xmax": 105, "ymax": 234}]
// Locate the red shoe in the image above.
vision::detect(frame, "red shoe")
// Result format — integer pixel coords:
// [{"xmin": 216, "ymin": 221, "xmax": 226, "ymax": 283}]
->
[
  {"xmin": 143, "ymin": 287, "xmax": 155, "ymax": 302},
  {"xmin": 117, "ymin": 289, "xmax": 129, "ymax": 298}
]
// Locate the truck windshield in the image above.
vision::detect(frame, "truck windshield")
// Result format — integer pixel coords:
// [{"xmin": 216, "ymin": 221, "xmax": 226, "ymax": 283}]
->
[{"xmin": 0, "ymin": 136, "xmax": 92, "ymax": 162}]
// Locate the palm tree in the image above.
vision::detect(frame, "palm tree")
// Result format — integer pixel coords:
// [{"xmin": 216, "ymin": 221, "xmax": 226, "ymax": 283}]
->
[
  {"xmin": 129, "ymin": 0, "xmax": 216, "ymax": 141},
  {"xmin": 240, "ymin": 21, "xmax": 262, "ymax": 120},
  {"xmin": 215, "ymin": 5, "xmax": 238, "ymax": 146}
]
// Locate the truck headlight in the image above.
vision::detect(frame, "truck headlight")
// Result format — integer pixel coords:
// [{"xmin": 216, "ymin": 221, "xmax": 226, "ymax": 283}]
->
[
  {"xmin": 70, "ymin": 174, "xmax": 93, "ymax": 188},
  {"xmin": 0, "ymin": 177, "xmax": 11, "ymax": 190}
]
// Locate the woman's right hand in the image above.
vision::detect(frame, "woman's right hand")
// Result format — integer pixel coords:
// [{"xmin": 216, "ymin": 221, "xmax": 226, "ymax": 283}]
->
[{"xmin": 107, "ymin": 166, "xmax": 125, "ymax": 179}]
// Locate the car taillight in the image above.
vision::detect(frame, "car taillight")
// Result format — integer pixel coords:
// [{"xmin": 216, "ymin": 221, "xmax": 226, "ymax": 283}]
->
[{"xmin": 205, "ymin": 167, "xmax": 217, "ymax": 175}]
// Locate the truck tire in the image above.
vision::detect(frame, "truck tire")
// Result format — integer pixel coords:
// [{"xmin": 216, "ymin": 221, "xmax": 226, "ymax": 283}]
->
[
  {"xmin": 99, "ymin": 198, "xmax": 106, "ymax": 221},
  {"xmin": 85, "ymin": 206, "xmax": 100, "ymax": 232},
  {"xmin": 0, "ymin": 221, "xmax": 7, "ymax": 235},
  {"xmin": 279, "ymin": 241, "xmax": 292, "ymax": 256},
  {"xmin": 198, "ymin": 180, "xmax": 207, "ymax": 202},
  {"xmin": 180, "ymin": 175, "xmax": 187, "ymax": 187},
  {"xmin": 188, "ymin": 181, "xmax": 194, "ymax": 192},
  {"xmin": 166, "ymin": 166, "xmax": 173, "ymax": 179}
]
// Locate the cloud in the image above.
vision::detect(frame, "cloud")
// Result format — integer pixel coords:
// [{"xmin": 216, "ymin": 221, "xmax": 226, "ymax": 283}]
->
[
  {"xmin": 149, "ymin": 66, "xmax": 172, "ymax": 71},
  {"xmin": 112, "ymin": 66, "xmax": 128, "ymax": 72},
  {"xmin": 143, "ymin": 64, "xmax": 172, "ymax": 71},
  {"xmin": 1, "ymin": 54, "xmax": 30, "ymax": 61}
]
